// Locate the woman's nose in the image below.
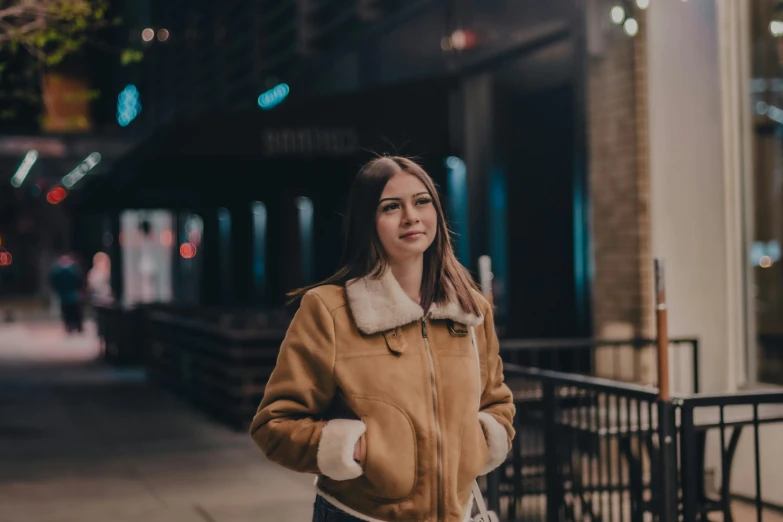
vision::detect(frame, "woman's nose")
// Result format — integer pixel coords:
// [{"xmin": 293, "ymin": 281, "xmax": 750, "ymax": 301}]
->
[{"xmin": 402, "ymin": 205, "xmax": 420, "ymax": 224}]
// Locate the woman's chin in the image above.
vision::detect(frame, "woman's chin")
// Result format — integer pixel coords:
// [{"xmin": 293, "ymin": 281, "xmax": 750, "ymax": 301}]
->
[{"xmin": 389, "ymin": 246, "xmax": 430, "ymax": 262}]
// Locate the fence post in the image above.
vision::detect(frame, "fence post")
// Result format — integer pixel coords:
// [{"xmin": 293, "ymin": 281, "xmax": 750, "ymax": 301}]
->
[
  {"xmin": 486, "ymin": 469, "xmax": 500, "ymax": 513},
  {"xmin": 655, "ymin": 260, "xmax": 670, "ymax": 401},
  {"xmin": 691, "ymin": 339, "xmax": 700, "ymax": 394},
  {"xmin": 658, "ymin": 400, "xmax": 679, "ymax": 521},
  {"xmin": 543, "ymin": 380, "xmax": 561, "ymax": 521},
  {"xmin": 654, "ymin": 259, "xmax": 678, "ymax": 521},
  {"xmin": 679, "ymin": 403, "xmax": 698, "ymax": 522}
]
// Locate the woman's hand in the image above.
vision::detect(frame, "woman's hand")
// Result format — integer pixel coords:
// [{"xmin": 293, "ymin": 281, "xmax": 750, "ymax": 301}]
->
[{"xmin": 353, "ymin": 436, "xmax": 362, "ymax": 462}]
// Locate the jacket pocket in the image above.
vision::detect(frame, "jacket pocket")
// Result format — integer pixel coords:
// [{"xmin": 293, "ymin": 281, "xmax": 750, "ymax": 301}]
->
[
  {"xmin": 457, "ymin": 414, "xmax": 490, "ymax": 492},
  {"xmin": 352, "ymin": 396, "xmax": 417, "ymax": 501}
]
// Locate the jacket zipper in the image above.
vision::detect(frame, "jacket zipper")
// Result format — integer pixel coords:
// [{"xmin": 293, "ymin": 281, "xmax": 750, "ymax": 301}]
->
[{"xmin": 421, "ymin": 313, "xmax": 443, "ymax": 521}]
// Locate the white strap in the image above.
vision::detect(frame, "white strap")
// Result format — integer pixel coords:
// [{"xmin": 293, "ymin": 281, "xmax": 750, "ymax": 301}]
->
[
  {"xmin": 472, "ymin": 480, "xmax": 491, "ymax": 521},
  {"xmin": 470, "ymin": 326, "xmax": 497, "ymax": 522},
  {"xmin": 470, "ymin": 326, "xmax": 482, "ymax": 404}
]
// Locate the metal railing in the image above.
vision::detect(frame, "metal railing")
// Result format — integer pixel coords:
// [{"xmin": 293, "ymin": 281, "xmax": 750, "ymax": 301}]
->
[
  {"xmin": 499, "ymin": 337, "xmax": 700, "ymax": 394},
  {"xmin": 480, "ymin": 364, "xmax": 783, "ymax": 522},
  {"xmin": 484, "ymin": 363, "xmax": 663, "ymax": 521},
  {"xmin": 678, "ymin": 390, "xmax": 783, "ymax": 522}
]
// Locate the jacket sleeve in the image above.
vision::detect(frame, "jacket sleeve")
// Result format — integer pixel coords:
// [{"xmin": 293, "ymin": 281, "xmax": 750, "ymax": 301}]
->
[
  {"xmin": 477, "ymin": 302, "xmax": 516, "ymax": 475},
  {"xmin": 250, "ymin": 292, "xmax": 365, "ymax": 480}
]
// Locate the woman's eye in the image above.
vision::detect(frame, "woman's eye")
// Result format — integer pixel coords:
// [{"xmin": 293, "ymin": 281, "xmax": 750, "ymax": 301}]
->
[
  {"xmin": 416, "ymin": 197, "xmax": 433, "ymax": 206},
  {"xmin": 382, "ymin": 202, "xmax": 400, "ymax": 212}
]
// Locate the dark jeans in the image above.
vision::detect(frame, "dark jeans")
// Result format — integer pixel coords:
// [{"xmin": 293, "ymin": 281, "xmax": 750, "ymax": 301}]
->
[
  {"xmin": 60, "ymin": 302, "xmax": 83, "ymax": 333},
  {"xmin": 312, "ymin": 495, "xmax": 365, "ymax": 522}
]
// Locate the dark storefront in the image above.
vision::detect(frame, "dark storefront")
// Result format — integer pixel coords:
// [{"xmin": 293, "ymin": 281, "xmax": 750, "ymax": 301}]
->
[
  {"xmin": 74, "ymin": 0, "xmax": 591, "ymax": 339},
  {"xmin": 75, "ymin": 79, "xmax": 452, "ymax": 309}
]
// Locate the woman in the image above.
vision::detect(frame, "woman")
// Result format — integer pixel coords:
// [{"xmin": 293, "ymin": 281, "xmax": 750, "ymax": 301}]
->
[
  {"xmin": 251, "ymin": 156, "xmax": 515, "ymax": 522},
  {"xmin": 87, "ymin": 252, "xmax": 114, "ymax": 306}
]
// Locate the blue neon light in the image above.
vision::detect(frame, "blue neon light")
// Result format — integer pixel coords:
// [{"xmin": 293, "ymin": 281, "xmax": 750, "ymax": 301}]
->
[
  {"xmin": 445, "ymin": 156, "xmax": 470, "ymax": 265},
  {"xmin": 117, "ymin": 84, "xmax": 141, "ymax": 127},
  {"xmin": 258, "ymin": 83, "xmax": 290, "ymax": 110}
]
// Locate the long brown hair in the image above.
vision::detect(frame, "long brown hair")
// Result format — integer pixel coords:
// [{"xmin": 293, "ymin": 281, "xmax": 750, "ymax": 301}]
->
[{"xmin": 289, "ymin": 156, "xmax": 481, "ymax": 316}]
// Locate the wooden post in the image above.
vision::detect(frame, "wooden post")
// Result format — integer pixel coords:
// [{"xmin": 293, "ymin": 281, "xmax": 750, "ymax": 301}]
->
[{"xmin": 654, "ymin": 259, "xmax": 670, "ymax": 400}]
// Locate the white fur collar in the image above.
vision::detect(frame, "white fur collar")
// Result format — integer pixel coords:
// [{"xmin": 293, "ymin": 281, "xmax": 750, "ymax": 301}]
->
[{"xmin": 345, "ymin": 270, "xmax": 483, "ymax": 335}]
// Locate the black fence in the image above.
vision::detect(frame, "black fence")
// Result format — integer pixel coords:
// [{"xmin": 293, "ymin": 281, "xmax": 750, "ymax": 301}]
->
[
  {"xmin": 679, "ymin": 391, "xmax": 783, "ymax": 522},
  {"xmin": 142, "ymin": 308, "xmax": 289, "ymax": 428},
  {"xmin": 95, "ymin": 304, "xmax": 168, "ymax": 365},
  {"xmin": 94, "ymin": 304, "xmax": 290, "ymax": 428},
  {"xmin": 94, "ymin": 308, "xmax": 783, "ymax": 519},
  {"xmin": 481, "ymin": 364, "xmax": 783, "ymax": 522}
]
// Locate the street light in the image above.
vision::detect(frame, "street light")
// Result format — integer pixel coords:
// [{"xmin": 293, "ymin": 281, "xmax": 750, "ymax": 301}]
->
[
  {"xmin": 610, "ymin": 5, "xmax": 626, "ymax": 25},
  {"xmin": 10, "ymin": 150, "xmax": 38, "ymax": 188},
  {"xmin": 624, "ymin": 17, "xmax": 640, "ymax": 37}
]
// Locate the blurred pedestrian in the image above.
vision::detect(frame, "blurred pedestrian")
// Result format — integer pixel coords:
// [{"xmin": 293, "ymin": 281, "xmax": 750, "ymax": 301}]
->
[
  {"xmin": 87, "ymin": 252, "xmax": 113, "ymax": 306},
  {"xmin": 49, "ymin": 252, "xmax": 84, "ymax": 333},
  {"xmin": 251, "ymin": 156, "xmax": 515, "ymax": 522}
]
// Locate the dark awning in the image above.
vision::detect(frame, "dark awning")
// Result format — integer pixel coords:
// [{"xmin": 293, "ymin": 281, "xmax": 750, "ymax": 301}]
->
[{"xmin": 73, "ymin": 77, "xmax": 454, "ymax": 213}]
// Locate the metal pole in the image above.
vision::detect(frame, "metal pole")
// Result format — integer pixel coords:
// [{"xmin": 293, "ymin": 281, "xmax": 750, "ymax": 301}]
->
[
  {"xmin": 542, "ymin": 380, "xmax": 562, "ymax": 521},
  {"xmin": 655, "ymin": 259, "xmax": 677, "ymax": 521},
  {"xmin": 655, "ymin": 259, "xmax": 670, "ymax": 400}
]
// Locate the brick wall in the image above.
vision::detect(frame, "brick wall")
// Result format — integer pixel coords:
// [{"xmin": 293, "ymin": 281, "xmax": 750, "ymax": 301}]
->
[{"xmin": 587, "ymin": 6, "xmax": 652, "ymax": 339}]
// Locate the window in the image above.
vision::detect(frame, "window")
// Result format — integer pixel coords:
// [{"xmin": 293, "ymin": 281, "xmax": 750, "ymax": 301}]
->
[
  {"xmin": 251, "ymin": 201, "xmax": 267, "ymax": 305},
  {"xmin": 218, "ymin": 207, "xmax": 232, "ymax": 304},
  {"xmin": 296, "ymin": 197, "xmax": 314, "ymax": 285},
  {"xmin": 747, "ymin": 0, "xmax": 783, "ymax": 384},
  {"xmin": 120, "ymin": 210, "xmax": 174, "ymax": 305}
]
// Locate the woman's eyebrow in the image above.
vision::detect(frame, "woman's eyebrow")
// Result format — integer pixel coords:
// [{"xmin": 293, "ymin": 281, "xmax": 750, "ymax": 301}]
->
[{"xmin": 379, "ymin": 192, "xmax": 429, "ymax": 204}]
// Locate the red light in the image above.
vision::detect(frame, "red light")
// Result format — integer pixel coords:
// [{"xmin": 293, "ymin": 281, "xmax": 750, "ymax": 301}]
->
[
  {"xmin": 179, "ymin": 242, "xmax": 197, "ymax": 259},
  {"xmin": 450, "ymin": 29, "xmax": 478, "ymax": 50},
  {"xmin": 46, "ymin": 186, "xmax": 67, "ymax": 205},
  {"xmin": 0, "ymin": 250, "xmax": 12, "ymax": 267}
]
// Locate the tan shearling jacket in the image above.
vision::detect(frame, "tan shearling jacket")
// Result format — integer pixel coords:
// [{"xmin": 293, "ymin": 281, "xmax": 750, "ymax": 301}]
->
[{"xmin": 250, "ymin": 270, "xmax": 516, "ymax": 521}]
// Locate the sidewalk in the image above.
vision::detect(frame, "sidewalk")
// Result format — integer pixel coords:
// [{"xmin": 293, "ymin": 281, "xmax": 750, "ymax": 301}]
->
[{"xmin": 0, "ymin": 321, "xmax": 315, "ymax": 522}]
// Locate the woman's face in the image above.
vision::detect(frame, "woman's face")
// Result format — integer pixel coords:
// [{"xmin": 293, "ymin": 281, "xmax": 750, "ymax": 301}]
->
[{"xmin": 376, "ymin": 170, "xmax": 438, "ymax": 265}]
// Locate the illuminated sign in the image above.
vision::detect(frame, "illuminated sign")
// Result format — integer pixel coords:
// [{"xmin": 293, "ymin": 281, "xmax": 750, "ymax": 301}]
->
[
  {"xmin": 262, "ymin": 128, "xmax": 358, "ymax": 156},
  {"xmin": 117, "ymin": 84, "xmax": 142, "ymax": 127},
  {"xmin": 10, "ymin": 150, "xmax": 38, "ymax": 188},
  {"xmin": 258, "ymin": 83, "xmax": 289, "ymax": 110},
  {"xmin": 62, "ymin": 152, "xmax": 101, "ymax": 188}
]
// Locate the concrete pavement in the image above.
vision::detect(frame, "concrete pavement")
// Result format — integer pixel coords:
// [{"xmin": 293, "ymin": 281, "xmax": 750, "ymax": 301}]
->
[{"xmin": 0, "ymin": 321, "xmax": 315, "ymax": 522}]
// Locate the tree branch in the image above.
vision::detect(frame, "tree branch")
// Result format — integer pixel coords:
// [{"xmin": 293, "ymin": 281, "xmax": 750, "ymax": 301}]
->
[
  {"xmin": 0, "ymin": 0, "xmax": 103, "ymax": 44},
  {"xmin": 0, "ymin": 16, "xmax": 45, "ymax": 58},
  {"xmin": 0, "ymin": 5, "xmax": 27, "ymax": 20}
]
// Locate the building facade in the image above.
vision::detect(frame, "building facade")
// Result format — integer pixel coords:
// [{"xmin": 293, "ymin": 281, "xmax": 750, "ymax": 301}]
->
[
  {"xmin": 78, "ymin": 0, "xmax": 593, "ymax": 340},
  {"xmin": 587, "ymin": 0, "xmax": 783, "ymax": 507}
]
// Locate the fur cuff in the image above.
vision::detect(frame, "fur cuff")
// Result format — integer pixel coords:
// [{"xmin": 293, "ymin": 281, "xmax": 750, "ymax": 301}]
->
[
  {"xmin": 317, "ymin": 419, "xmax": 366, "ymax": 481},
  {"xmin": 478, "ymin": 412, "xmax": 510, "ymax": 475}
]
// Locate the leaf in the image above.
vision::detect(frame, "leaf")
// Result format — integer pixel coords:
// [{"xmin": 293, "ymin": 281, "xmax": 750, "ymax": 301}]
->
[{"xmin": 120, "ymin": 48, "xmax": 144, "ymax": 65}]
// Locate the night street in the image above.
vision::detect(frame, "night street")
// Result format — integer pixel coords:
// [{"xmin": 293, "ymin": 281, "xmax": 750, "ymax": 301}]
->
[{"xmin": 0, "ymin": 320, "xmax": 314, "ymax": 522}]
